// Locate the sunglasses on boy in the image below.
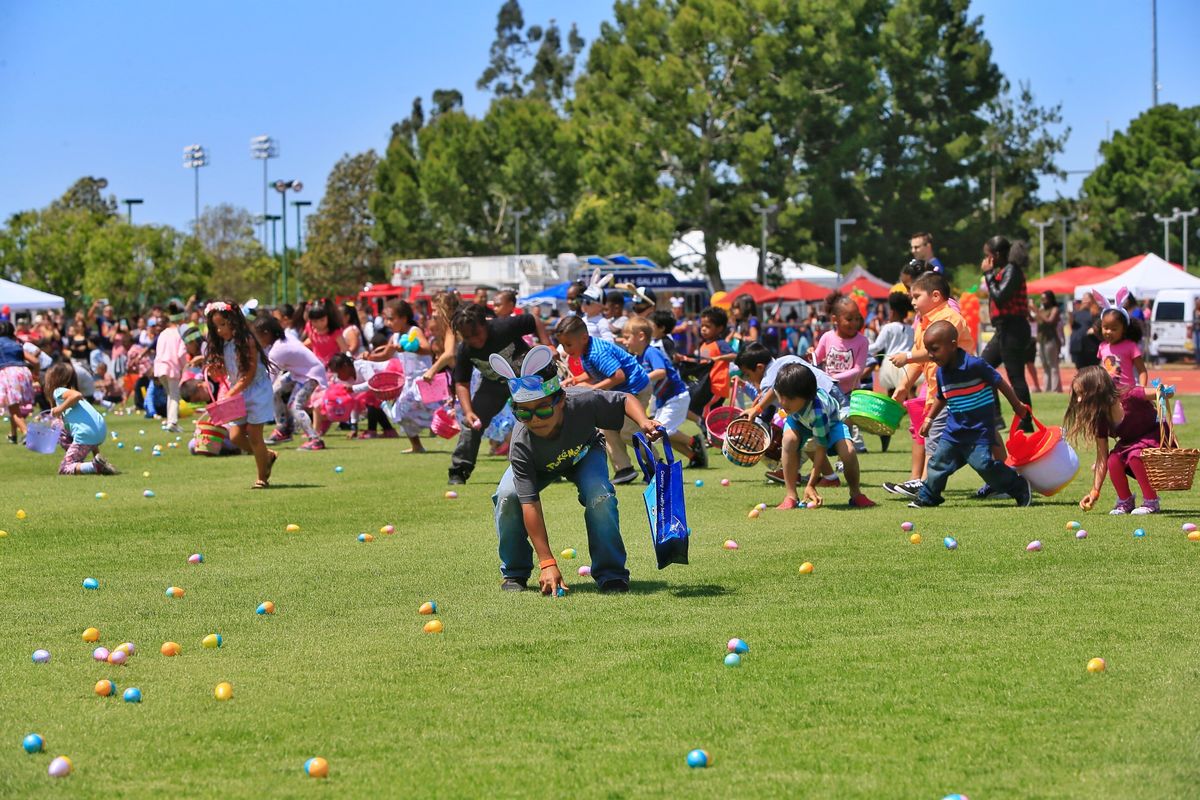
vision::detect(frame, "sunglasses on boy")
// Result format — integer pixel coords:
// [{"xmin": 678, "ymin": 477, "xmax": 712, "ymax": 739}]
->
[{"xmin": 511, "ymin": 393, "xmax": 563, "ymax": 421}]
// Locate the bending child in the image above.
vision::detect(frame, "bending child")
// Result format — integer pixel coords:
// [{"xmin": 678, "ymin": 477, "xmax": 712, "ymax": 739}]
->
[{"xmin": 44, "ymin": 363, "xmax": 119, "ymax": 475}]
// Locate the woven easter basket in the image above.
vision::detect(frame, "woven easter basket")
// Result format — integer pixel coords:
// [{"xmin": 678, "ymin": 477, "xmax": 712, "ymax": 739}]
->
[
  {"xmin": 721, "ymin": 418, "xmax": 771, "ymax": 468},
  {"xmin": 1142, "ymin": 396, "xmax": 1198, "ymax": 491}
]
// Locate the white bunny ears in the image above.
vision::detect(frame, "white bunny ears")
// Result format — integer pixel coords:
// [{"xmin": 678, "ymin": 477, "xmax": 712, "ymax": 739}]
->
[
  {"xmin": 489, "ymin": 345, "xmax": 561, "ymax": 403},
  {"xmin": 581, "ymin": 267, "xmax": 614, "ymax": 304},
  {"xmin": 1091, "ymin": 287, "xmax": 1131, "ymax": 323}
]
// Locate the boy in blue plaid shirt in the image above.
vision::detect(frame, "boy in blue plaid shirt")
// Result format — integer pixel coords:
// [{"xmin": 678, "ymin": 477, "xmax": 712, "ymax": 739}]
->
[{"xmin": 774, "ymin": 363, "xmax": 876, "ymax": 510}]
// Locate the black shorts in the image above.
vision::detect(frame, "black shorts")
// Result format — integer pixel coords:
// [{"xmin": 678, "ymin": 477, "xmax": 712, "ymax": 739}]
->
[{"xmin": 688, "ymin": 375, "xmax": 713, "ymax": 416}]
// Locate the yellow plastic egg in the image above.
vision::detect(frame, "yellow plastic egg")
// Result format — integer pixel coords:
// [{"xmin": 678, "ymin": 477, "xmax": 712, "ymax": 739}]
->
[
  {"xmin": 1189, "ymin": 531, "xmax": 1200, "ymax": 542},
  {"xmin": 82, "ymin": 627, "xmax": 100, "ymax": 642},
  {"xmin": 748, "ymin": 509, "xmax": 761, "ymax": 519},
  {"xmin": 1087, "ymin": 657, "xmax": 1106, "ymax": 673},
  {"xmin": 423, "ymin": 619, "xmax": 444, "ymax": 634},
  {"xmin": 910, "ymin": 533, "xmax": 922, "ymax": 545},
  {"xmin": 285, "ymin": 524, "xmax": 300, "ymax": 533},
  {"xmin": 16, "ymin": 510, "xmax": 26, "ymax": 520},
  {"xmin": 798, "ymin": 562, "xmax": 814, "ymax": 575},
  {"xmin": 214, "ymin": 681, "xmax": 233, "ymax": 701}
]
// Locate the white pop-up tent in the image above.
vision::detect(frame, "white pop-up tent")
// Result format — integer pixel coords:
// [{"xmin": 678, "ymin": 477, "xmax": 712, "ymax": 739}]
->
[
  {"xmin": 0, "ymin": 278, "xmax": 65, "ymax": 312},
  {"xmin": 1073, "ymin": 253, "xmax": 1200, "ymax": 301},
  {"xmin": 669, "ymin": 230, "xmax": 841, "ymax": 288}
]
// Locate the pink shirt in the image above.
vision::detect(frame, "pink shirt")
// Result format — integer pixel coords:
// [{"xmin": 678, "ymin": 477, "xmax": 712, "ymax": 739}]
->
[
  {"xmin": 813, "ymin": 330, "xmax": 869, "ymax": 394},
  {"xmin": 1099, "ymin": 339, "xmax": 1141, "ymax": 389},
  {"xmin": 268, "ymin": 338, "xmax": 328, "ymax": 387},
  {"xmin": 304, "ymin": 324, "xmax": 344, "ymax": 365},
  {"xmin": 152, "ymin": 326, "xmax": 188, "ymax": 380}
]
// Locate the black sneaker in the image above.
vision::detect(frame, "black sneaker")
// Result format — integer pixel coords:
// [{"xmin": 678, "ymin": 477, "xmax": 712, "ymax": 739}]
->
[
  {"xmin": 500, "ymin": 578, "xmax": 527, "ymax": 592},
  {"xmin": 611, "ymin": 467, "xmax": 638, "ymax": 485},
  {"xmin": 599, "ymin": 579, "xmax": 629, "ymax": 594},
  {"xmin": 907, "ymin": 499, "xmax": 934, "ymax": 509},
  {"xmin": 688, "ymin": 435, "xmax": 708, "ymax": 469},
  {"xmin": 447, "ymin": 474, "xmax": 467, "ymax": 486},
  {"xmin": 883, "ymin": 479, "xmax": 922, "ymax": 499},
  {"xmin": 974, "ymin": 483, "xmax": 1010, "ymax": 500},
  {"xmin": 1013, "ymin": 477, "xmax": 1033, "ymax": 507}
]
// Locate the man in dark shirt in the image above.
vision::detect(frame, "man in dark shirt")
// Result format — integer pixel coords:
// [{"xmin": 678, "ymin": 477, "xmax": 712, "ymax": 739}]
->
[
  {"xmin": 448, "ymin": 303, "xmax": 549, "ymax": 485},
  {"xmin": 981, "ymin": 235, "xmax": 1033, "ymax": 436}
]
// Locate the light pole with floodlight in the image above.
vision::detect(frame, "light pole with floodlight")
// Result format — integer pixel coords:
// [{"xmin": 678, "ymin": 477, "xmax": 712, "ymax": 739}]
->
[
  {"xmin": 834, "ymin": 218, "xmax": 856, "ymax": 280},
  {"xmin": 1173, "ymin": 207, "xmax": 1198, "ymax": 269},
  {"xmin": 1029, "ymin": 217, "xmax": 1056, "ymax": 279},
  {"xmin": 182, "ymin": 145, "xmax": 208, "ymax": 232},
  {"xmin": 250, "ymin": 136, "xmax": 278, "ymax": 250},
  {"xmin": 1058, "ymin": 214, "xmax": 1075, "ymax": 269},
  {"xmin": 292, "ymin": 199, "xmax": 312, "ymax": 300},
  {"xmin": 751, "ymin": 202, "xmax": 779, "ymax": 285},
  {"xmin": 122, "ymin": 198, "xmax": 143, "ymax": 224},
  {"xmin": 275, "ymin": 180, "xmax": 302, "ymax": 303},
  {"xmin": 1153, "ymin": 211, "xmax": 1180, "ymax": 262}
]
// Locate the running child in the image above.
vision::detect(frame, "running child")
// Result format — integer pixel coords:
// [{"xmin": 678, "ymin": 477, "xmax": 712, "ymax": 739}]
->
[
  {"xmin": 620, "ymin": 317, "xmax": 704, "ymax": 467},
  {"xmin": 681, "ymin": 306, "xmax": 736, "ymax": 438},
  {"xmin": 490, "ymin": 345, "xmax": 660, "ymax": 595},
  {"xmin": 1066, "ymin": 365, "xmax": 1164, "ymax": 515},
  {"xmin": 43, "ymin": 363, "xmax": 119, "ymax": 475},
  {"xmin": 252, "ymin": 316, "xmax": 327, "ymax": 451},
  {"xmin": 204, "ymin": 301, "xmax": 277, "ymax": 489}
]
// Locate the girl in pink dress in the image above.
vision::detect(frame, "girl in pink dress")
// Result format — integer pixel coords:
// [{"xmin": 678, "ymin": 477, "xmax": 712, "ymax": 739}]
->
[{"xmin": 1092, "ymin": 289, "xmax": 1147, "ymax": 389}]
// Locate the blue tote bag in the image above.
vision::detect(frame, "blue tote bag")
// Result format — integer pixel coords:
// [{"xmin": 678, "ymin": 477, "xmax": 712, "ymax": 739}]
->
[{"xmin": 633, "ymin": 431, "xmax": 690, "ymax": 570}]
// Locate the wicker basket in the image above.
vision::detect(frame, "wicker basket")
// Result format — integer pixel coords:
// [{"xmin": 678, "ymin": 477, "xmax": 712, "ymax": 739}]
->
[
  {"xmin": 722, "ymin": 418, "xmax": 771, "ymax": 468},
  {"xmin": 1143, "ymin": 396, "xmax": 1199, "ymax": 491}
]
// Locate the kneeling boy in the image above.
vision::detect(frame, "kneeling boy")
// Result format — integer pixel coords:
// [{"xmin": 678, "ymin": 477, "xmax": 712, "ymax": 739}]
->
[
  {"xmin": 491, "ymin": 346, "xmax": 660, "ymax": 595},
  {"xmin": 774, "ymin": 363, "xmax": 876, "ymax": 510}
]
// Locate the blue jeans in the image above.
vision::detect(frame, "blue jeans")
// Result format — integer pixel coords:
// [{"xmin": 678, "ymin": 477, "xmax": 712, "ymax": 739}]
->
[
  {"xmin": 491, "ymin": 445, "xmax": 629, "ymax": 586},
  {"xmin": 918, "ymin": 436, "xmax": 1022, "ymax": 506}
]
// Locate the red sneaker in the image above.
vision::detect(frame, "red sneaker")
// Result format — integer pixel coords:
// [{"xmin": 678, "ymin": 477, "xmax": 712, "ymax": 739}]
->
[
  {"xmin": 816, "ymin": 476, "xmax": 841, "ymax": 488},
  {"xmin": 775, "ymin": 496, "xmax": 800, "ymax": 510},
  {"xmin": 298, "ymin": 439, "xmax": 326, "ymax": 451},
  {"xmin": 848, "ymin": 494, "xmax": 877, "ymax": 509}
]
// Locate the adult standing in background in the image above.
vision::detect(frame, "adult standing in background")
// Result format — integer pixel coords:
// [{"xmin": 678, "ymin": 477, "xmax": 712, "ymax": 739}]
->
[
  {"xmin": 1036, "ymin": 290, "xmax": 1063, "ymax": 393},
  {"xmin": 1069, "ymin": 293, "xmax": 1101, "ymax": 368},
  {"xmin": 909, "ymin": 232, "xmax": 944, "ymax": 274},
  {"xmin": 980, "ymin": 235, "xmax": 1033, "ymax": 428}
]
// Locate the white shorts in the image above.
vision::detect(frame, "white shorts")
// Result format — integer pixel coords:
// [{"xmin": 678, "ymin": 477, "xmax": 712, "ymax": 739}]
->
[{"xmin": 650, "ymin": 391, "xmax": 690, "ymax": 434}]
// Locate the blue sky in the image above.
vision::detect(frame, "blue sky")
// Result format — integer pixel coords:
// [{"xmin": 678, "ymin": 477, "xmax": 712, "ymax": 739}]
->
[{"xmin": 1, "ymin": 0, "xmax": 1196, "ymax": 241}]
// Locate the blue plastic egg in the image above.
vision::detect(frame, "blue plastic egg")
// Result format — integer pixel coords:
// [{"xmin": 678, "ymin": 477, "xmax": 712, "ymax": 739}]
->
[
  {"xmin": 694, "ymin": 479, "xmax": 704, "ymax": 487},
  {"xmin": 727, "ymin": 638, "xmax": 749, "ymax": 654},
  {"xmin": 1133, "ymin": 528, "xmax": 1146, "ymax": 538},
  {"xmin": 22, "ymin": 733, "xmax": 44, "ymax": 753},
  {"xmin": 123, "ymin": 687, "xmax": 141, "ymax": 703},
  {"xmin": 724, "ymin": 653, "xmax": 741, "ymax": 667},
  {"xmin": 117, "ymin": 442, "xmax": 124, "ymax": 449},
  {"xmin": 944, "ymin": 537, "xmax": 958, "ymax": 550},
  {"xmin": 31, "ymin": 649, "xmax": 50, "ymax": 663},
  {"xmin": 83, "ymin": 577, "xmax": 99, "ymax": 590},
  {"xmin": 686, "ymin": 749, "xmax": 711, "ymax": 768},
  {"xmin": 334, "ymin": 466, "xmax": 344, "ymax": 474},
  {"xmin": 143, "ymin": 490, "xmax": 155, "ymax": 498}
]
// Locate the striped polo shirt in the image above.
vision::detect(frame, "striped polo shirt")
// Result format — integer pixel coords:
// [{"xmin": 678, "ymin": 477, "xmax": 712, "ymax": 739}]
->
[{"xmin": 935, "ymin": 349, "xmax": 1002, "ymax": 445}]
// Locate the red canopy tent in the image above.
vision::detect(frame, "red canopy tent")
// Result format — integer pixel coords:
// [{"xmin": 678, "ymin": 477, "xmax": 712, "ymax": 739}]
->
[
  {"xmin": 773, "ymin": 279, "xmax": 829, "ymax": 302},
  {"xmin": 724, "ymin": 280, "xmax": 779, "ymax": 303},
  {"xmin": 839, "ymin": 276, "xmax": 890, "ymax": 300}
]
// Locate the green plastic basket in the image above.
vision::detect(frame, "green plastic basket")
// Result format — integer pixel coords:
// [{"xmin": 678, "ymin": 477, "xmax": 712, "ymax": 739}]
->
[{"xmin": 847, "ymin": 390, "xmax": 905, "ymax": 436}]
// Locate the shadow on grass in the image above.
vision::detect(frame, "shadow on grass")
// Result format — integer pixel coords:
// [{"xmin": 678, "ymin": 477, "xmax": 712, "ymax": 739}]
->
[
  {"xmin": 262, "ymin": 483, "xmax": 326, "ymax": 490},
  {"xmin": 565, "ymin": 579, "xmax": 727, "ymax": 597}
]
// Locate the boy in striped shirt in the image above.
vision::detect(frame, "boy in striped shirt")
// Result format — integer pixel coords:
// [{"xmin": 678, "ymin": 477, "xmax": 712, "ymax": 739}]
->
[{"xmin": 910, "ymin": 321, "xmax": 1032, "ymax": 508}]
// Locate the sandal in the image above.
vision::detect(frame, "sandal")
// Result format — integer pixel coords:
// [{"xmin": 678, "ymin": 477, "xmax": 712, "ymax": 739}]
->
[{"xmin": 252, "ymin": 479, "xmax": 270, "ymax": 489}]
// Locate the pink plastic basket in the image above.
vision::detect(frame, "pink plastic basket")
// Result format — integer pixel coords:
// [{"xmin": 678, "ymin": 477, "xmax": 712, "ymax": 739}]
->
[
  {"xmin": 368, "ymin": 371, "xmax": 404, "ymax": 402},
  {"xmin": 704, "ymin": 405, "xmax": 741, "ymax": 442},
  {"xmin": 417, "ymin": 373, "xmax": 451, "ymax": 404},
  {"xmin": 431, "ymin": 406, "xmax": 461, "ymax": 439},
  {"xmin": 204, "ymin": 380, "xmax": 245, "ymax": 426}
]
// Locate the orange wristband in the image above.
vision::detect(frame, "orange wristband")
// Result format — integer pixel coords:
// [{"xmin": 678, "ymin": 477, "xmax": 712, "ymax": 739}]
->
[{"xmin": 539, "ymin": 558, "xmax": 558, "ymax": 570}]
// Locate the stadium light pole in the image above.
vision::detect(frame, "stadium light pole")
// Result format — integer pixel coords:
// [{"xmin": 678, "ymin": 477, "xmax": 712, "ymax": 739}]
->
[
  {"xmin": 264, "ymin": 214, "xmax": 282, "ymax": 307},
  {"xmin": 1029, "ymin": 217, "xmax": 1056, "ymax": 279},
  {"xmin": 182, "ymin": 145, "xmax": 208, "ymax": 232},
  {"xmin": 1058, "ymin": 214, "xmax": 1075, "ymax": 269},
  {"xmin": 274, "ymin": 180, "xmax": 303, "ymax": 303},
  {"xmin": 292, "ymin": 199, "xmax": 313, "ymax": 301},
  {"xmin": 834, "ymin": 218, "xmax": 856, "ymax": 281},
  {"xmin": 1154, "ymin": 211, "xmax": 1179, "ymax": 262},
  {"xmin": 511, "ymin": 208, "xmax": 531, "ymax": 258},
  {"xmin": 250, "ymin": 136, "xmax": 278, "ymax": 250},
  {"xmin": 751, "ymin": 202, "xmax": 779, "ymax": 285},
  {"xmin": 122, "ymin": 198, "xmax": 144, "ymax": 224},
  {"xmin": 1173, "ymin": 207, "xmax": 1198, "ymax": 269}
]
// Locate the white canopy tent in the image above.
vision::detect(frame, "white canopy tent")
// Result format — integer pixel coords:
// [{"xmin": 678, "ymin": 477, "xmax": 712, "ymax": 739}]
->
[
  {"xmin": 668, "ymin": 230, "xmax": 841, "ymax": 288},
  {"xmin": 1072, "ymin": 253, "xmax": 1200, "ymax": 301},
  {"xmin": 0, "ymin": 278, "xmax": 65, "ymax": 312}
]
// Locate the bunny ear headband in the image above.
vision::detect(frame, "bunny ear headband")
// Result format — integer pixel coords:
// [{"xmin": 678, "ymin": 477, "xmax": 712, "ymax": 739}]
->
[
  {"xmin": 489, "ymin": 345, "xmax": 561, "ymax": 403},
  {"xmin": 1091, "ymin": 287, "xmax": 1130, "ymax": 324},
  {"xmin": 582, "ymin": 267, "xmax": 614, "ymax": 304}
]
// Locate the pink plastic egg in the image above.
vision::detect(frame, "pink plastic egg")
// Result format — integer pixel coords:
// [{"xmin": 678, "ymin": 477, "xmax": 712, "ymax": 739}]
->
[
  {"xmin": 92, "ymin": 647, "xmax": 110, "ymax": 662},
  {"xmin": 108, "ymin": 649, "xmax": 127, "ymax": 665}
]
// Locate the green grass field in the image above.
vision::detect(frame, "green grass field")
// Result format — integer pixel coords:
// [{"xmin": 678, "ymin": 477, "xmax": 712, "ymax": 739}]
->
[{"xmin": 2, "ymin": 393, "xmax": 1199, "ymax": 798}]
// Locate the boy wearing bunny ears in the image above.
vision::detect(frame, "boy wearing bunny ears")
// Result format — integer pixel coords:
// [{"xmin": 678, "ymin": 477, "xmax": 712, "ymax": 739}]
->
[{"xmin": 491, "ymin": 345, "xmax": 661, "ymax": 596}]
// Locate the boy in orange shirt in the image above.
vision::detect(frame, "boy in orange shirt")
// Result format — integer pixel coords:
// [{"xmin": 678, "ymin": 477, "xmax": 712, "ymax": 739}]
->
[{"xmin": 681, "ymin": 306, "xmax": 736, "ymax": 442}]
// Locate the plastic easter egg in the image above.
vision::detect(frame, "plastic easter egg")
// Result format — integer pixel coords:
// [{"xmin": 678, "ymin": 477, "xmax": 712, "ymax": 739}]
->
[
  {"xmin": 1067, "ymin": 520, "xmax": 1083, "ymax": 531},
  {"xmin": 723, "ymin": 539, "xmax": 739, "ymax": 550},
  {"xmin": 0, "ymin": 530, "xmax": 7, "ymax": 537},
  {"xmin": 22, "ymin": 733, "xmax": 44, "ymax": 753},
  {"xmin": 142, "ymin": 471, "xmax": 150, "ymax": 478},
  {"xmin": 419, "ymin": 601, "xmax": 437, "ymax": 615},
  {"xmin": 445, "ymin": 490, "xmax": 458, "ymax": 499},
  {"xmin": 143, "ymin": 489, "xmax": 155, "ymax": 498},
  {"xmin": 357, "ymin": 533, "xmax": 374, "ymax": 543},
  {"xmin": 901, "ymin": 521, "xmax": 914, "ymax": 532},
  {"xmin": 138, "ymin": 429, "xmax": 145, "ymax": 435},
  {"xmin": 578, "ymin": 565, "xmax": 591, "ymax": 577},
  {"xmin": 556, "ymin": 586, "xmax": 566, "ymax": 597},
  {"xmin": 943, "ymin": 537, "xmax": 958, "ymax": 550},
  {"xmin": 188, "ymin": 553, "xmax": 203, "ymax": 564},
  {"xmin": 686, "ymin": 749, "xmax": 711, "ymax": 768},
  {"xmin": 82, "ymin": 627, "xmax": 100, "ymax": 642},
  {"xmin": 256, "ymin": 601, "xmax": 275, "ymax": 615},
  {"xmin": 747, "ymin": 509, "xmax": 760, "ymax": 519},
  {"xmin": 909, "ymin": 533, "xmax": 922, "ymax": 545},
  {"xmin": 942, "ymin": 795, "xmax": 970, "ymax": 800},
  {"xmin": 694, "ymin": 479, "xmax": 704, "ymax": 487},
  {"xmin": 134, "ymin": 446, "xmax": 142, "ymax": 453},
  {"xmin": 727, "ymin": 638, "xmax": 749, "ymax": 654},
  {"xmin": 123, "ymin": 687, "xmax": 141, "ymax": 703},
  {"xmin": 117, "ymin": 442, "xmax": 124, "ymax": 448},
  {"xmin": 47, "ymin": 755, "xmax": 72, "ymax": 777},
  {"xmin": 285, "ymin": 524, "xmax": 300, "ymax": 533},
  {"xmin": 93, "ymin": 647, "xmax": 110, "ymax": 662},
  {"xmin": 560, "ymin": 548, "xmax": 577, "ymax": 559},
  {"xmin": 32, "ymin": 649, "xmax": 50, "ymax": 663},
  {"xmin": 165, "ymin": 586, "xmax": 184, "ymax": 598},
  {"xmin": 160, "ymin": 641, "xmax": 181, "ymax": 656},
  {"xmin": 202, "ymin": 633, "xmax": 223, "ymax": 649},
  {"xmin": 381, "ymin": 525, "xmax": 395, "ymax": 535},
  {"xmin": 757, "ymin": 503, "xmax": 767, "ymax": 511},
  {"xmin": 95, "ymin": 679, "xmax": 116, "ymax": 697},
  {"xmin": 95, "ymin": 492, "xmax": 107, "ymax": 500},
  {"xmin": 423, "ymin": 619, "xmax": 444, "ymax": 634},
  {"xmin": 1087, "ymin": 657, "xmax": 1106, "ymax": 673},
  {"xmin": 107, "ymin": 649, "xmax": 127, "ymax": 666},
  {"xmin": 1026, "ymin": 540, "xmax": 1042, "ymax": 552},
  {"xmin": 111, "ymin": 431, "xmax": 119, "ymax": 439},
  {"xmin": 1076, "ymin": 530, "xmax": 1088, "ymax": 540},
  {"xmin": 305, "ymin": 757, "xmax": 329, "ymax": 778},
  {"xmin": 151, "ymin": 450, "xmax": 161, "ymax": 457},
  {"xmin": 83, "ymin": 577, "xmax": 99, "ymax": 590},
  {"xmin": 214, "ymin": 681, "xmax": 233, "ymax": 701},
  {"xmin": 1133, "ymin": 528, "xmax": 1146, "ymax": 538},
  {"xmin": 116, "ymin": 642, "xmax": 135, "ymax": 656},
  {"xmin": 1183, "ymin": 523, "xmax": 1197, "ymax": 533},
  {"xmin": 724, "ymin": 653, "xmax": 741, "ymax": 667},
  {"xmin": 798, "ymin": 561, "xmax": 814, "ymax": 574},
  {"xmin": 1188, "ymin": 531, "xmax": 1200, "ymax": 542},
  {"xmin": 16, "ymin": 509, "xmax": 26, "ymax": 520},
  {"xmin": 153, "ymin": 444, "xmax": 161, "ymax": 451},
  {"xmin": 334, "ymin": 466, "xmax": 344, "ymax": 473},
  {"xmin": 720, "ymin": 478, "xmax": 730, "ymax": 486}
]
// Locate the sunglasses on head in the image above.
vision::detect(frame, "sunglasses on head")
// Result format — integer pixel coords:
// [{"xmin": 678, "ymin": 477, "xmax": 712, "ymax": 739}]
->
[{"xmin": 512, "ymin": 393, "xmax": 563, "ymax": 421}]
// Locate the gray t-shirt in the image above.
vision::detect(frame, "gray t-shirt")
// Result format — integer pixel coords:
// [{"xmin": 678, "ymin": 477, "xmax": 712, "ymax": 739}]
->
[
  {"xmin": 762, "ymin": 355, "xmax": 836, "ymax": 396},
  {"xmin": 509, "ymin": 389, "xmax": 627, "ymax": 502}
]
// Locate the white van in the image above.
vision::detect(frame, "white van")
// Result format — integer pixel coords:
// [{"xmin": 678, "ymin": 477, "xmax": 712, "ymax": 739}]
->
[{"xmin": 1149, "ymin": 290, "xmax": 1200, "ymax": 360}]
